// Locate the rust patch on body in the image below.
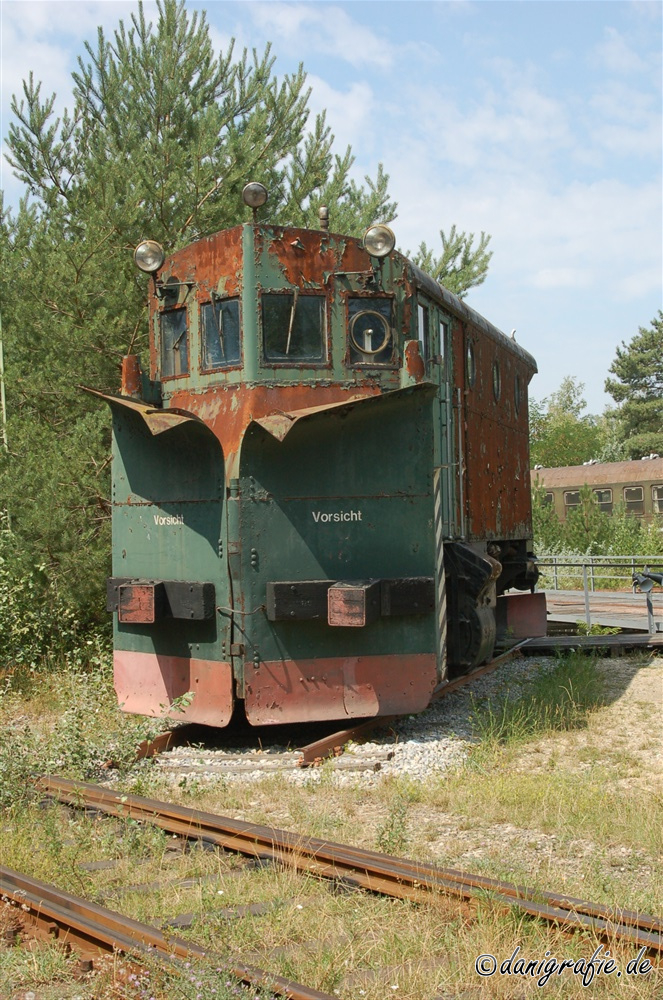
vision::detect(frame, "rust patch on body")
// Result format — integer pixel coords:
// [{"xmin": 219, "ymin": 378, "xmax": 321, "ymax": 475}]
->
[
  {"xmin": 121, "ymin": 355, "xmax": 142, "ymax": 397},
  {"xmin": 114, "ymin": 651, "xmax": 234, "ymax": 726},
  {"xmin": 168, "ymin": 382, "xmax": 382, "ymax": 468},
  {"xmin": 256, "ymin": 226, "xmax": 370, "ymax": 288},
  {"xmin": 244, "ymin": 653, "xmax": 437, "ymax": 725},
  {"xmin": 404, "ymin": 340, "xmax": 425, "ymax": 382}
]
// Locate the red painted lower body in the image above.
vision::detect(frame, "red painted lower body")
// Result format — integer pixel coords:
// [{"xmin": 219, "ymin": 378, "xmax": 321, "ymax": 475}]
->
[
  {"xmin": 114, "ymin": 651, "xmax": 234, "ymax": 726},
  {"xmin": 114, "ymin": 651, "xmax": 438, "ymax": 727},
  {"xmin": 244, "ymin": 654, "xmax": 438, "ymax": 725}
]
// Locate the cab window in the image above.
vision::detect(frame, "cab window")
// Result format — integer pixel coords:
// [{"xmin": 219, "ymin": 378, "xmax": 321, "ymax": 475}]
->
[
  {"xmin": 417, "ymin": 304, "xmax": 430, "ymax": 362},
  {"xmin": 348, "ymin": 297, "xmax": 393, "ymax": 364},
  {"xmin": 201, "ymin": 299, "xmax": 240, "ymax": 370},
  {"xmin": 160, "ymin": 309, "xmax": 188, "ymax": 378},
  {"xmin": 262, "ymin": 292, "xmax": 325, "ymax": 364}
]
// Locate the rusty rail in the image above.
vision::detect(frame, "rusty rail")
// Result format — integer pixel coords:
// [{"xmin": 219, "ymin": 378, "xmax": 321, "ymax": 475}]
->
[
  {"xmin": 0, "ymin": 864, "xmax": 337, "ymax": 1000},
  {"xmin": 38, "ymin": 777, "xmax": 662, "ymax": 953}
]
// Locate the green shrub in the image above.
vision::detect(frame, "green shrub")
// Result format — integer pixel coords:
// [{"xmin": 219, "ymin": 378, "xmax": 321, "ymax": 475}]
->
[{"xmin": 0, "ymin": 525, "xmax": 111, "ymax": 675}]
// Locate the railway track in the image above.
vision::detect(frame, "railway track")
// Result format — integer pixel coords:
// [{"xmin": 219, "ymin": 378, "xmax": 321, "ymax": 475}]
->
[
  {"xmin": 37, "ymin": 776, "xmax": 663, "ymax": 955},
  {"xmin": 0, "ymin": 864, "xmax": 335, "ymax": 1000}
]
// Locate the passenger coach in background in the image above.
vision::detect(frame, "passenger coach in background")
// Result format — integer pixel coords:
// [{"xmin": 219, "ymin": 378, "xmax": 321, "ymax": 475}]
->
[
  {"xmin": 92, "ymin": 182, "xmax": 543, "ymax": 728},
  {"xmin": 532, "ymin": 457, "xmax": 663, "ymax": 524}
]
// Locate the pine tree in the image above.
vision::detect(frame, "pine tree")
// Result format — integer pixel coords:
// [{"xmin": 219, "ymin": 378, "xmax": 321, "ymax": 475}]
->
[
  {"xmin": 605, "ymin": 312, "xmax": 663, "ymax": 459},
  {"xmin": 3, "ymin": 0, "xmax": 400, "ymax": 621},
  {"xmin": 411, "ymin": 226, "xmax": 492, "ymax": 299}
]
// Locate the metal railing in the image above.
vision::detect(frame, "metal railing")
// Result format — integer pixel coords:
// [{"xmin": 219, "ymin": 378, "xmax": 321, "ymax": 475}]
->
[
  {"xmin": 536, "ymin": 555, "xmax": 663, "ymax": 634},
  {"xmin": 536, "ymin": 555, "xmax": 663, "ymax": 592}
]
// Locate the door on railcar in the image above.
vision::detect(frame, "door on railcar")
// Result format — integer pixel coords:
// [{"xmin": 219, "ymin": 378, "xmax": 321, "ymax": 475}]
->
[{"xmin": 416, "ymin": 296, "xmax": 457, "ymax": 681}]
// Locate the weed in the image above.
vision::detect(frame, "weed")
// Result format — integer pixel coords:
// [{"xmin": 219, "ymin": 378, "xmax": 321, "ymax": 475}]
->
[
  {"xmin": 0, "ymin": 661, "xmax": 166, "ymax": 808},
  {"xmin": 375, "ymin": 790, "xmax": 410, "ymax": 854}
]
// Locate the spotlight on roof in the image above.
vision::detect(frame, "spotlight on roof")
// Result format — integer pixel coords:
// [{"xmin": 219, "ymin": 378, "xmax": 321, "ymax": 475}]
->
[{"xmin": 242, "ymin": 182, "xmax": 268, "ymax": 210}]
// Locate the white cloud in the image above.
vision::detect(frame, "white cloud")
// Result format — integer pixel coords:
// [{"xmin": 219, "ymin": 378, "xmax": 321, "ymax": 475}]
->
[
  {"xmin": 245, "ymin": 2, "xmax": 397, "ymax": 70},
  {"xmin": 593, "ymin": 26, "xmax": 647, "ymax": 75},
  {"xmin": 305, "ymin": 75, "xmax": 376, "ymax": 158}
]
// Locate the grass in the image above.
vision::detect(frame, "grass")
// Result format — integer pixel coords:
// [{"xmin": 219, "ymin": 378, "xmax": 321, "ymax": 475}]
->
[
  {"xmin": 0, "ymin": 657, "xmax": 171, "ymax": 809},
  {"xmin": 1, "ymin": 652, "xmax": 661, "ymax": 998},
  {"xmin": 468, "ymin": 651, "xmax": 607, "ymax": 752}
]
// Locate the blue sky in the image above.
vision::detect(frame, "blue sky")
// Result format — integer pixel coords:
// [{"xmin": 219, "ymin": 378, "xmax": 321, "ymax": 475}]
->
[{"xmin": 2, "ymin": 0, "xmax": 661, "ymax": 414}]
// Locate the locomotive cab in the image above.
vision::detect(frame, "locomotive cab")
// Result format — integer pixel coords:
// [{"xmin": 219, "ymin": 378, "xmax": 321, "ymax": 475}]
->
[{"xmin": 99, "ymin": 191, "xmax": 541, "ymax": 727}]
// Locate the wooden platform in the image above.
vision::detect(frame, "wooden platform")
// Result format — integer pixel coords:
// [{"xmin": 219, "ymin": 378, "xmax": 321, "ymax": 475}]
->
[
  {"xmin": 522, "ymin": 632, "xmax": 663, "ymax": 654},
  {"xmin": 544, "ymin": 589, "xmax": 663, "ymax": 633}
]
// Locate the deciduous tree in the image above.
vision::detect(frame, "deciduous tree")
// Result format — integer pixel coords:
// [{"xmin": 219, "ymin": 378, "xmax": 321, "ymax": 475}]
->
[{"xmin": 529, "ymin": 376, "xmax": 610, "ymax": 469}]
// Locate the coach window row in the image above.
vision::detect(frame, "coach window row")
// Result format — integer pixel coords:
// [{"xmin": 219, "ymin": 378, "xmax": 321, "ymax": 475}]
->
[
  {"xmin": 564, "ymin": 489, "xmax": 615, "ymax": 512},
  {"xmin": 562, "ymin": 486, "xmax": 663, "ymax": 516}
]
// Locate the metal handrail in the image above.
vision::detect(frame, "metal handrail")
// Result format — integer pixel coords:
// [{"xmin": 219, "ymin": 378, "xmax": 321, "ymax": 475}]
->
[{"xmin": 535, "ymin": 554, "xmax": 663, "ymax": 633}]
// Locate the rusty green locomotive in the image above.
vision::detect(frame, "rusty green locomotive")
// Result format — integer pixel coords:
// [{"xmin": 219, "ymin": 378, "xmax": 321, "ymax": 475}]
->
[{"xmin": 96, "ymin": 185, "xmax": 541, "ymax": 727}]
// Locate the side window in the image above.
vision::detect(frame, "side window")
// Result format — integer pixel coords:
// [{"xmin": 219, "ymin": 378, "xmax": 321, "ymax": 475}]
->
[
  {"xmin": 201, "ymin": 299, "xmax": 240, "ymax": 370},
  {"xmin": 624, "ymin": 486, "xmax": 644, "ymax": 515},
  {"xmin": 543, "ymin": 492, "xmax": 554, "ymax": 506},
  {"xmin": 348, "ymin": 297, "xmax": 393, "ymax": 364},
  {"xmin": 514, "ymin": 374, "xmax": 522, "ymax": 415},
  {"xmin": 593, "ymin": 488, "xmax": 613, "ymax": 513},
  {"xmin": 417, "ymin": 303, "xmax": 430, "ymax": 362},
  {"xmin": 653, "ymin": 485, "xmax": 663, "ymax": 513},
  {"xmin": 564, "ymin": 491, "xmax": 580, "ymax": 507},
  {"xmin": 492, "ymin": 360, "xmax": 501, "ymax": 401},
  {"xmin": 439, "ymin": 320, "xmax": 448, "ymax": 374},
  {"xmin": 262, "ymin": 292, "xmax": 325, "ymax": 364},
  {"xmin": 160, "ymin": 309, "xmax": 188, "ymax": 378},
  {"xmin": 466, "ymin": 342, "xmax": 476, "ymax": 388}
]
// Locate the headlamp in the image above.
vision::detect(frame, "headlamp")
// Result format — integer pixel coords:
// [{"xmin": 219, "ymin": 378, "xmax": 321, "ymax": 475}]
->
[
  {"xmin": 134, "ymin": 240, "xmax": 165, "ymax": 274},
  {"xmin": 242, "ymin": 182, "xmax": 268, "ymax": 209},
  {"xmin": 363, "ymin": 224, "xmax": 396, "ymax": 259}
]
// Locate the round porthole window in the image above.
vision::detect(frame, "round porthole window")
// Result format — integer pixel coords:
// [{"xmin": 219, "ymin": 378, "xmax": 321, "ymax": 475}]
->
[
  {"xmin": 493, "ymin": 360, "xmax": 501, "ymax": 401},
  {"xmin": 350, "ymin": 309, "xmax": 391, "ymax": 355},
  {"xmin": 466, "ymin": 342, "xmax": 476, "ymax": 387}
]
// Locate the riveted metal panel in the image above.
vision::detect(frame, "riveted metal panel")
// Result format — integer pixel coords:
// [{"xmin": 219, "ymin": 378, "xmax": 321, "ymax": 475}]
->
[
  {"xmin": 110, "ymin": 407, "xmax": 229, "ymax": 673},
  {"xmin": 233, "ymin": 385, "xmax": 439, "ymax": 708}
]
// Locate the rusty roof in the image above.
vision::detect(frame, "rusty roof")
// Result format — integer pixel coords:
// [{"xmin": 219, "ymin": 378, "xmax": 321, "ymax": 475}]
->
[{"xmin": 531, "ymin": 458, "xmax": 663, "ymax": 488}]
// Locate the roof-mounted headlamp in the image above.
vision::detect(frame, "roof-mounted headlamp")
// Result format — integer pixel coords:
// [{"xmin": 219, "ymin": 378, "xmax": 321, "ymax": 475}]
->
[
  {"xmin": 363, "ymin": 224, "xmax": 396, "ymax": 259},
  {"xmin": 134, "ymin": 240, "xmax": 165, "ymax": 274}
]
